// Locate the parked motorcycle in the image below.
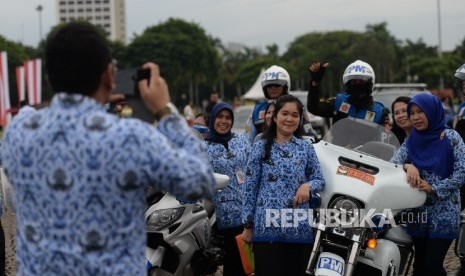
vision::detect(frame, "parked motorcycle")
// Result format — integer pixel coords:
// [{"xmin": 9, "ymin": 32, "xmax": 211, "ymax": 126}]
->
[
  {"xmin": 306, "ymin": 118, "xmax": 426, "ymax": 276},
  {"xmin": 145, "ymin": 173, "xmax": 230, "ymax": 276}
]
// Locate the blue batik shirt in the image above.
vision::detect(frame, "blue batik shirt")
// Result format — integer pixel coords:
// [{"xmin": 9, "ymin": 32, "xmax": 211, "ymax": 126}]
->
[
  {"xmin": 242, "ymin": 137, "xmax": 325, "ymax": 243},
  {"xmin": 246, "ymin": 101, "xmax": 268, "ymax": 144},
  {"xmin": 391, "ymin": 129, "xmax": 465, "ymax": 239},
  {"xmin": 457, "ymin": 102, "xmax": 465, "ymax": 121},
  {"xmin": 205, "ymin": 133, "xmax": 250, "ymax": 229},
  {"xmin": 1, "ymin": 93, "xmax": 215, "ymax": 276}
]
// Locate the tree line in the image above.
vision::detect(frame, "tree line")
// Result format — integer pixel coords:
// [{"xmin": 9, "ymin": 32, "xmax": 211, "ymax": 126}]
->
[{"xmin": 1, "ymin": 18, "xmax": 464, "ymax": 109}]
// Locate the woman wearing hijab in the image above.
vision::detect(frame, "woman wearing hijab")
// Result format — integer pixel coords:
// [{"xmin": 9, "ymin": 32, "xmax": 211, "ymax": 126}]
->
[
  {"xmin": 204, "ymin": 102, "xmax": 250, "ymax": 276},
  {"xmin": 390, "ymin": 93, "xmax": 465, "ymax": 276}
]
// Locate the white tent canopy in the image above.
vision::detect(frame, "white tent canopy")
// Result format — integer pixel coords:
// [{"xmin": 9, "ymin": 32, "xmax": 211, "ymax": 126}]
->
[{"xmin": 242, "ymin": 68, "xmax": 266, "ymax": 101}]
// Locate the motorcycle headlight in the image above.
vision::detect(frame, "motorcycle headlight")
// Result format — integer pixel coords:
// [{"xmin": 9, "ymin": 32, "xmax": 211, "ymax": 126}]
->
[
  {"xmin": 328, "ymin": 197, "xmax": 362, "ymax": 228},
  {"xmin": 147, "ymin": 207, "xmax": 185, "ymax": 231}
]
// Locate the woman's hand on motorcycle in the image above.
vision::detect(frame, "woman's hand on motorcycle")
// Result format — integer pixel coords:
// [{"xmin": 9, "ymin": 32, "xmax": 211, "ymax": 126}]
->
[
  {"xmin": 417, "ymin": 179, "xmax": 435, "ymax": 194},
  {"xmin": 404, "ymin": 164, "xmax": 421, "ymax": 187},
  {"xmin": 293, "ymin": 183, "xmax": 311, "ymax": 208},
  {"xmin": 242, "ymin": 228, "xmax": 253, "ymax": 243}
]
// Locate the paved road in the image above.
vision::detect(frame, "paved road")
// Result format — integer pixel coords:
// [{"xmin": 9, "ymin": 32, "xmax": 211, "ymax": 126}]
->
[
  {"xmin": 443, "ymin": 244, "xmax": 462, "ymax": 276},
  {"xmin": 2, "ymin": 207, "xmax": 16, "ymax": 276},
  {"xmin": 0, "ymin": 209, "xmax": 462, "ymax": 275},
  {"xmin": 407, "ymin": 244, "xmax": 461, "ymax": 275}
]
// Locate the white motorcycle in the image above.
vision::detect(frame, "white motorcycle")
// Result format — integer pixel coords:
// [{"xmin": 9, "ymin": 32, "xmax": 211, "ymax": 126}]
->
[
  {"xmin": 306, "ymin": 118, "xmax": 426, "ymax": 276},
  {"xmin": 145, "ymin": 173, "xmax": 230, "ymax": 276}
]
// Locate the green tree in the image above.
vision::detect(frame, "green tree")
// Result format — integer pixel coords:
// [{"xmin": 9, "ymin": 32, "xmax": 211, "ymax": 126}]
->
[
  {"xmin": 452, "ymin": 37, "xmax": 465, "ymax": 59},
  {"xmin": 399, "ymin": 39, "xmax": 448, "ymax": 88},
  {"xmin": 284, "ymin": 30, "xmax": 368, "ymax": 96},
  {"xmin": 283, "ymin": 22, "xmax": 444, "ymax": 95},
  {"xmin": 110, "ymin": 41, "xmax": 128, "ymax": 68},
  {"xmin": 227, "ymin": 45, "xmax": 291, "ymax": 100},
  {"xmin": 125, "ymin": 18, "xmax": 220, "ymax": 106},
  {"xmin": 360, "ymin": 22, "xmax": 399, "ymax": 83}
]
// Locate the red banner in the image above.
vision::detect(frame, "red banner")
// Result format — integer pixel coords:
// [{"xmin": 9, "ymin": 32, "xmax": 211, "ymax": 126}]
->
[
  {"xmin": 16, "ymin": 66, "xmax": 25, "ymax": 103},
  {"xmin": 25, "ymin": 58, "xmax": 42, "ymax": 106},
  {"xmin": 0, "ymin": 51, "xmax": 11, "ymax": 126}
]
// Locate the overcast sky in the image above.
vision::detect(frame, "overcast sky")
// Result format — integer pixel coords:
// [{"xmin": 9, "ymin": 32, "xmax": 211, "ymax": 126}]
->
[{"xmin": 1, "ymin": 0, "xmax": 464, "ymax": 54}]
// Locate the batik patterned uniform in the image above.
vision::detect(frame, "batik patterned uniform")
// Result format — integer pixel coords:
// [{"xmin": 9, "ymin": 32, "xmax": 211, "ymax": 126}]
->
[
  {"xmin": 391, "ymin": 129, "xmax": 465, "ymax": 239},
  {"xmin": 242, "ymin": 137, "xmax": 325, "ymax": 243},
  {"xmin": 1, "ymin": 93, "xmax": 215, "ymax": 276},
  {"xmin": 205, "ymin": 134, "xmax": 250, "ymax": 229}
]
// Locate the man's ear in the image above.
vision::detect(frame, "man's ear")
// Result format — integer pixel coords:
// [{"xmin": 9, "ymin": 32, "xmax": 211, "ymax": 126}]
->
[{"xmin": 102, "ymin": 63, "xmax": 116, "ymax": 92}]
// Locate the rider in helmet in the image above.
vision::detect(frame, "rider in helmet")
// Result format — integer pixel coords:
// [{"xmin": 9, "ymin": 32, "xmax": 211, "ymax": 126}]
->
[
  {"xmin": 453, "ymin": 63, "xmax": 465, "ymax": 276},
  {"xmin": 246, "ymin": 65, "xmax": 290, "ymax": 143},
  {"xmin": 454, "ymin": 64, "xmax": 465, "ymax": 122},
  {"xmin": 246, "ymin": 65, "xmax": 316, "ymax": 143},
  {"xmin": 307, "ymin": 60, "xmax": 386, "ymax": 125}
]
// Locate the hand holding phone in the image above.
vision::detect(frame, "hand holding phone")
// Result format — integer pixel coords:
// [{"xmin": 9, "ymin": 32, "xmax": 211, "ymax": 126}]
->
[
  {"xmin": 132, "ymin": 68, "xmax": 151, "ymax": 95},
  {"xmin": 137, "ymin": 63, "xmax": 170, "ymax": 114}
]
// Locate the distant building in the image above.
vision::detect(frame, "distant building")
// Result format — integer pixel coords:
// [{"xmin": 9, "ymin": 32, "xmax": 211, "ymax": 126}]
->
[{"xmin": 55, "ymin": 0, "xmax": 126, "ymax": 43}]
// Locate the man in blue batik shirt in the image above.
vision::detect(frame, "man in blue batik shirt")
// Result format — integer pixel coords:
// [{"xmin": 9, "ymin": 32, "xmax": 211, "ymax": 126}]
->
[{"xmin": 1, "ymin": 22, "xmax": 215, "ymax": 276}]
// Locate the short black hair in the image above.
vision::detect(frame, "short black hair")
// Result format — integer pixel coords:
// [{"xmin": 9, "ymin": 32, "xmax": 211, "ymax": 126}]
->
[{"xmin": 45, "ymin": 22, "xmax": 112, "ymax": 96}]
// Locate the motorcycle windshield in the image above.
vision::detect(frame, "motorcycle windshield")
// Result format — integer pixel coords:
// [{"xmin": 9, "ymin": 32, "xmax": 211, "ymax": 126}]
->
[{"xmin": 322, "ymin": 118, "xmax": 400, "ymax": 161}]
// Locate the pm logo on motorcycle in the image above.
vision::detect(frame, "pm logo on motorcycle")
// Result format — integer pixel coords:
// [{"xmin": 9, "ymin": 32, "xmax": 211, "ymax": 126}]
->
[{"xmin": 317, "ymin": 256, "xmax": 344, "ymax": 275}]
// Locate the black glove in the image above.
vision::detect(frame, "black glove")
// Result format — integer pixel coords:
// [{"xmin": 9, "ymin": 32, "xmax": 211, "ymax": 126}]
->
[{"xmin": 309, "ymin": 63, "xmax": 327, "ymax": 83}]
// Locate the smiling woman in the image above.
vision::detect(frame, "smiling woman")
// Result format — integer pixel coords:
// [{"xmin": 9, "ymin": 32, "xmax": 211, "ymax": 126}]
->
[
  {"xmin": 213, "ymin": 109, "xmax": 233, "ymax": 135},
  {"xmin": 206, "ymin": 102, "xmax": 235, "ymax": 146},
  {"xmin": 241, "ymin": 94, "xmax": 325, "ymax": 276},
  {"xmin": 390, "ymin": 93, "xmax": 465, "ymax": 276},
  {"xmin": 274, "ymin": 99, "xmax": 301, "ymax": 142},
  {"xmin": 391, "ymin": 96, "xmax": 412, "ymax": 144},
  {"xmin": 204, "ymin": 102, "xmax": 251, "ymax": 276}
]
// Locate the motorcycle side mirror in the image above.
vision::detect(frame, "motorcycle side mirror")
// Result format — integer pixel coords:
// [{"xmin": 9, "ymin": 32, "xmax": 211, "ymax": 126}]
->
[{"xmin": 214, "ymin": 173, "xmax": 230, "ymax": 190}]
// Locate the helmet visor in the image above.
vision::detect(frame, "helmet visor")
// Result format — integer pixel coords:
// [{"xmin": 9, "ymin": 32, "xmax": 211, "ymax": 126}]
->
[
  {"xmin": 344, "ymin": 74, "xmax": 372, "ymax": 83},
  {"xmin": 262, "ymin": 79, "xmax": 287, "ymax": 88}
]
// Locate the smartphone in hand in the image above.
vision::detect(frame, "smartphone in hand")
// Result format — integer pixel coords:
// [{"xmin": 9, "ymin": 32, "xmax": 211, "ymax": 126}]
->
[{"xmin": 114, "ymin": 67, "xmax": 155, "ymax": 123}]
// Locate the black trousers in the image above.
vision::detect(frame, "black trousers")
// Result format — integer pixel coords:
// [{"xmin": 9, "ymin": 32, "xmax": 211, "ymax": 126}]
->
[
  {"xmin": 0, "ymin": 220, "xmax": 4, "ymax": 276},
  {"xmin": 459, "ymin": 185, "xmax": 465, "ymax": 274},
  {"xmin": 412, "ymin": 237, "xmax": 452, "ymax": 276},
  {"xmin": 218, "ymin": 226, "xmax": 247, "ymax": 276},
  {"xmin": 253, "ymin": 241, "xmax": 311, "ymax": 276},
  {"xmin": 461, "ymin": 184, "xmax": 465, "ymax": 211}
]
